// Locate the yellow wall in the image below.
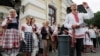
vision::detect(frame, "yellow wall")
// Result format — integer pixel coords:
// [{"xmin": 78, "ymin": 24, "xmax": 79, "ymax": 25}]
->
[
  {"xmin": 20, "ymin": 0, "xmax": 72, "ymax": 26},
  {"xmin": 0, "ymin": 6, "xmax": 12, "ymax": 24},
  {"xmin": 25, "ymin": 4, "xmax": 45, "ymax": 15}
]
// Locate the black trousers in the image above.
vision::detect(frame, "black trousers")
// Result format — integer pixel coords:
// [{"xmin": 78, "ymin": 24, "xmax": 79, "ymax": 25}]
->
[
  {"xmin": 98, "ymin": 37, "xmax": 100, "ymax": 45},
  {"xmin": 70, "ymin": 38, "xmax": 83, "ymax": 56},
  {"xmin": 91, "ymin": 38, "xmax": 97, "ymax": 48}
]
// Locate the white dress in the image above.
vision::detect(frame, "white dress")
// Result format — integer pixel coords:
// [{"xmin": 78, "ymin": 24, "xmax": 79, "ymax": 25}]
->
[
  {"xmin": 32, "ymin": 24, "xmax": 39, "ymax": 56},
  {"xmin": 83, "ymin": 34, "xmax": 93, "ymax": 45},
  {"xmin": 82, "ymin": 27, "xmax": 93, "ymax": 45}
]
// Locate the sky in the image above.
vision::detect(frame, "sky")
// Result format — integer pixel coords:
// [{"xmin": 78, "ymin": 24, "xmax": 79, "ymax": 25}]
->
[{"xmin": 72, "ymin": 0, "xmax": 100, "ymax": 13}]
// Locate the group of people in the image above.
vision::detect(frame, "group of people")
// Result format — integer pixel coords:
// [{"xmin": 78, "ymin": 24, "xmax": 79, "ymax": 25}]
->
[
  {"xmin": 82, "ymin": 24, "xmax": 100, "ymax": 53},
  {"xmin": 0, "ymin": 9, "xmax": 59, "ymax": 56},
  {"xmin": 0, "ymin": 1, "xmax": 99, "ymax": 56}
]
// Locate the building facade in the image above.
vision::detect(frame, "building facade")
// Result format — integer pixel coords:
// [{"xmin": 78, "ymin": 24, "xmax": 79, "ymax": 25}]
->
[
  {"xmin": 0, "ymin": 0, "xmax": 72, "ymax": 27},
  {"xmin": 20, "ymin": 0, "xmax": 72, "ymax": 27},
  {"xmin": 0, "ymin": 0, "xmax": 21, "ymax": 24},
  {"xmin": 0, "ymin": 6, "xmax": 12, "ymax": 24}
]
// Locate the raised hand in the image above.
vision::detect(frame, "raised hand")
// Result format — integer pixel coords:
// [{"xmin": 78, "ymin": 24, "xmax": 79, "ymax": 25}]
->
[{"xmin": 82, "ymin": 2, "xmax": 89, "ymax": 9}]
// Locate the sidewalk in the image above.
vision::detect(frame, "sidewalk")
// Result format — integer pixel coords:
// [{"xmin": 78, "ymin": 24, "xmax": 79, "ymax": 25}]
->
[
  {"xmin": 49, "ymin": 47, "xmax": 100, "ymax": 56},
  {"xmin": 82, "ymin": 47, "xmax": 100, "ymax": 56}
]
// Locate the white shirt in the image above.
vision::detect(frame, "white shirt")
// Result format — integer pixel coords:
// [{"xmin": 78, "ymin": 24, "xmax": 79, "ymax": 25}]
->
[
  {"xmin": 46, "ymin": 27, "xmax": 49, "ymax": 34},
  {"xmin": 22, "ymin": 23, "xmax": 33, "ymax": 32},
  {"xmin": 51, "ymin": 25, "xmax": 58, "ymax": 35},
  {"xmin": 52, "ymin": 27, "xmax": 58, "ymax": 35},
  {"xmin": 51, "ymin": 25, "xmax": 57, "ymax": 31},
  {"xmin": 64, "ymin": 8, "xmax": 94, "ymax": 38},
  {"xmin": 33, "ymin": 33, "xmax": 39, "ymax": 47},
  {"xmin": 88, "ymin": 29, "xmax": 96, "ymax": 38},
  {"xmin": 81, "ymin": 27, "xmax": 88, "ymax": 34},
  {"xmin": 81, "ymin": 27, "xmax": 89, "ymax": 38},
  {"xmin": 21, "ymin": 23, "xmax": 33, "ymax": 39}
]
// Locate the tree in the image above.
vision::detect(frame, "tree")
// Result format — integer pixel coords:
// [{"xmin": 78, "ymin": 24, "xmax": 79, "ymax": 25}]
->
[{"xmin": 84, "ymin": 11, "xmax": 100, "ymax": 28}]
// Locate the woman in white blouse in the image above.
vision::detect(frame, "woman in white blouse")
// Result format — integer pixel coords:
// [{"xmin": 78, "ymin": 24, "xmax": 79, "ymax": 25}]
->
[{"xmin": 21, "ymin": 16, "xmax": 33, "ymax": 56}]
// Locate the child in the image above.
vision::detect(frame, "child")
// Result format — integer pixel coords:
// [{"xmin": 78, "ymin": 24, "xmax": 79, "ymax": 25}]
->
[
  {"xmin": 31, "ymin": 18, "xmax": 39, "ymax": 56},
  {"xmin": 83, "ymin": 26, "xmax": 96, "ymax": 53},
  {"xmin": 21, "ymin": 16, "xmax": 34, "ymax": 56}
]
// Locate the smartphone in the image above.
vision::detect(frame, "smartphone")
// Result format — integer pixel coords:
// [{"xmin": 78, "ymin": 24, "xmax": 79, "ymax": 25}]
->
[{"xmin": 77, "ymin": 5, "xmax": 87, "ymax": 13}]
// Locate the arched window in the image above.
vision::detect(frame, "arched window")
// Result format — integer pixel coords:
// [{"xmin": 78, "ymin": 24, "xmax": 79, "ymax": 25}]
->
[{"xmin": 48, "ymin": 5, "xmax": 56, "ymax": 26}]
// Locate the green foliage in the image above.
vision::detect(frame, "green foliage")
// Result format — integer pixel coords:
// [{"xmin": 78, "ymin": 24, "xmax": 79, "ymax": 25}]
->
[{"xmin": 84, "ymin": 11, "xmax": 100, "ymax": 28}]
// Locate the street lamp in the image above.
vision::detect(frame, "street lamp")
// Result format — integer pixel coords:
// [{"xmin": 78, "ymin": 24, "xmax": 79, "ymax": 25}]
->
[{"xmin": 20, "ymin": 5, "xmax": 25, "ymax": 14}]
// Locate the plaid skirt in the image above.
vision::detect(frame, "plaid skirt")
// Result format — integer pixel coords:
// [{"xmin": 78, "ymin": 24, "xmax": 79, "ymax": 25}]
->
[
  {"xmin": 2, "ymin": 29, "xmax": 20, "ymax": 49},
  {"xmin": 21, "ymin": 32, "xmax": 33, "ymax": 53}
]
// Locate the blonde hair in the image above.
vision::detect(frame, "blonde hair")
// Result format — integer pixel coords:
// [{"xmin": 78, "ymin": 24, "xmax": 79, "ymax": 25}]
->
[
  {"xmin": 9, "ymin": 9, "xmax": 16, "ymax": 13},
  {"xmin": 9, "ymin": 9, "xmax": 17, "ymax": 17}
]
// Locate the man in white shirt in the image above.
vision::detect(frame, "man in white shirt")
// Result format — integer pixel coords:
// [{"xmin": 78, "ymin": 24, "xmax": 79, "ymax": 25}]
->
[{"xmin": 64, "ymin": 2, "xmax": 94, "ymax": 56}]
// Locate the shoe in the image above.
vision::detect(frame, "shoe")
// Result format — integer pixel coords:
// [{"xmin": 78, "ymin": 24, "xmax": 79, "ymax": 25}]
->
[
  {"xmin": 43, "ymin": 54, "xmax": 48, "ymax": 56},
  {"xmin": 52, "ymin": 50, "xmax": 55, "ymax": 53},
  {"xmin": 55, "ymin": 49, "xmax": 58, "ymax": 53},
  {"xmin": 91, "ymin": 50, "xmax": 96, "ymax": 53},
  {"xmin": 45, "ymin": 54, "xmax": 48, "ymax": 56}
]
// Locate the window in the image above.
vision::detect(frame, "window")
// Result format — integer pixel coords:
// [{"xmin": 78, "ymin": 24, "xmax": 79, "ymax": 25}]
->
[
  {"xmin": 48, "ymin": 5, "xmax": 56, "ymax": 26},
  {"xmin": 0, "ymin": 12, "xmax": 3, "ymax": 19}
]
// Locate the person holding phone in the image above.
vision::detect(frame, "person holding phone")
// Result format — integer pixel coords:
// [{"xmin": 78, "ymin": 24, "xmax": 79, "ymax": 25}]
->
[{"xmin": 1, "ymin": 9, "xmax": 20, "ymax": 56}]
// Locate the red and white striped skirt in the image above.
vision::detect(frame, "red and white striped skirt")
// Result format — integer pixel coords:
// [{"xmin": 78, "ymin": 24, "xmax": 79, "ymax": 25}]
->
[{"xmin": 2, "ymin": 29, "xmax": 20, "ymax": 49}]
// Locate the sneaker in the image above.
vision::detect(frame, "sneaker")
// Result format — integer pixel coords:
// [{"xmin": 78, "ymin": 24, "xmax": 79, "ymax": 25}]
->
[
  {"xmin": 52, "ymin": 50, "xmax": 55, "ymax": 53},
  {"xmin": 55, "ymin": 49, "xmax": 58, "ymax": 53},
  {"xmin": 91, "ymin": 50, "xmax": 96, "ymax": 53}
]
